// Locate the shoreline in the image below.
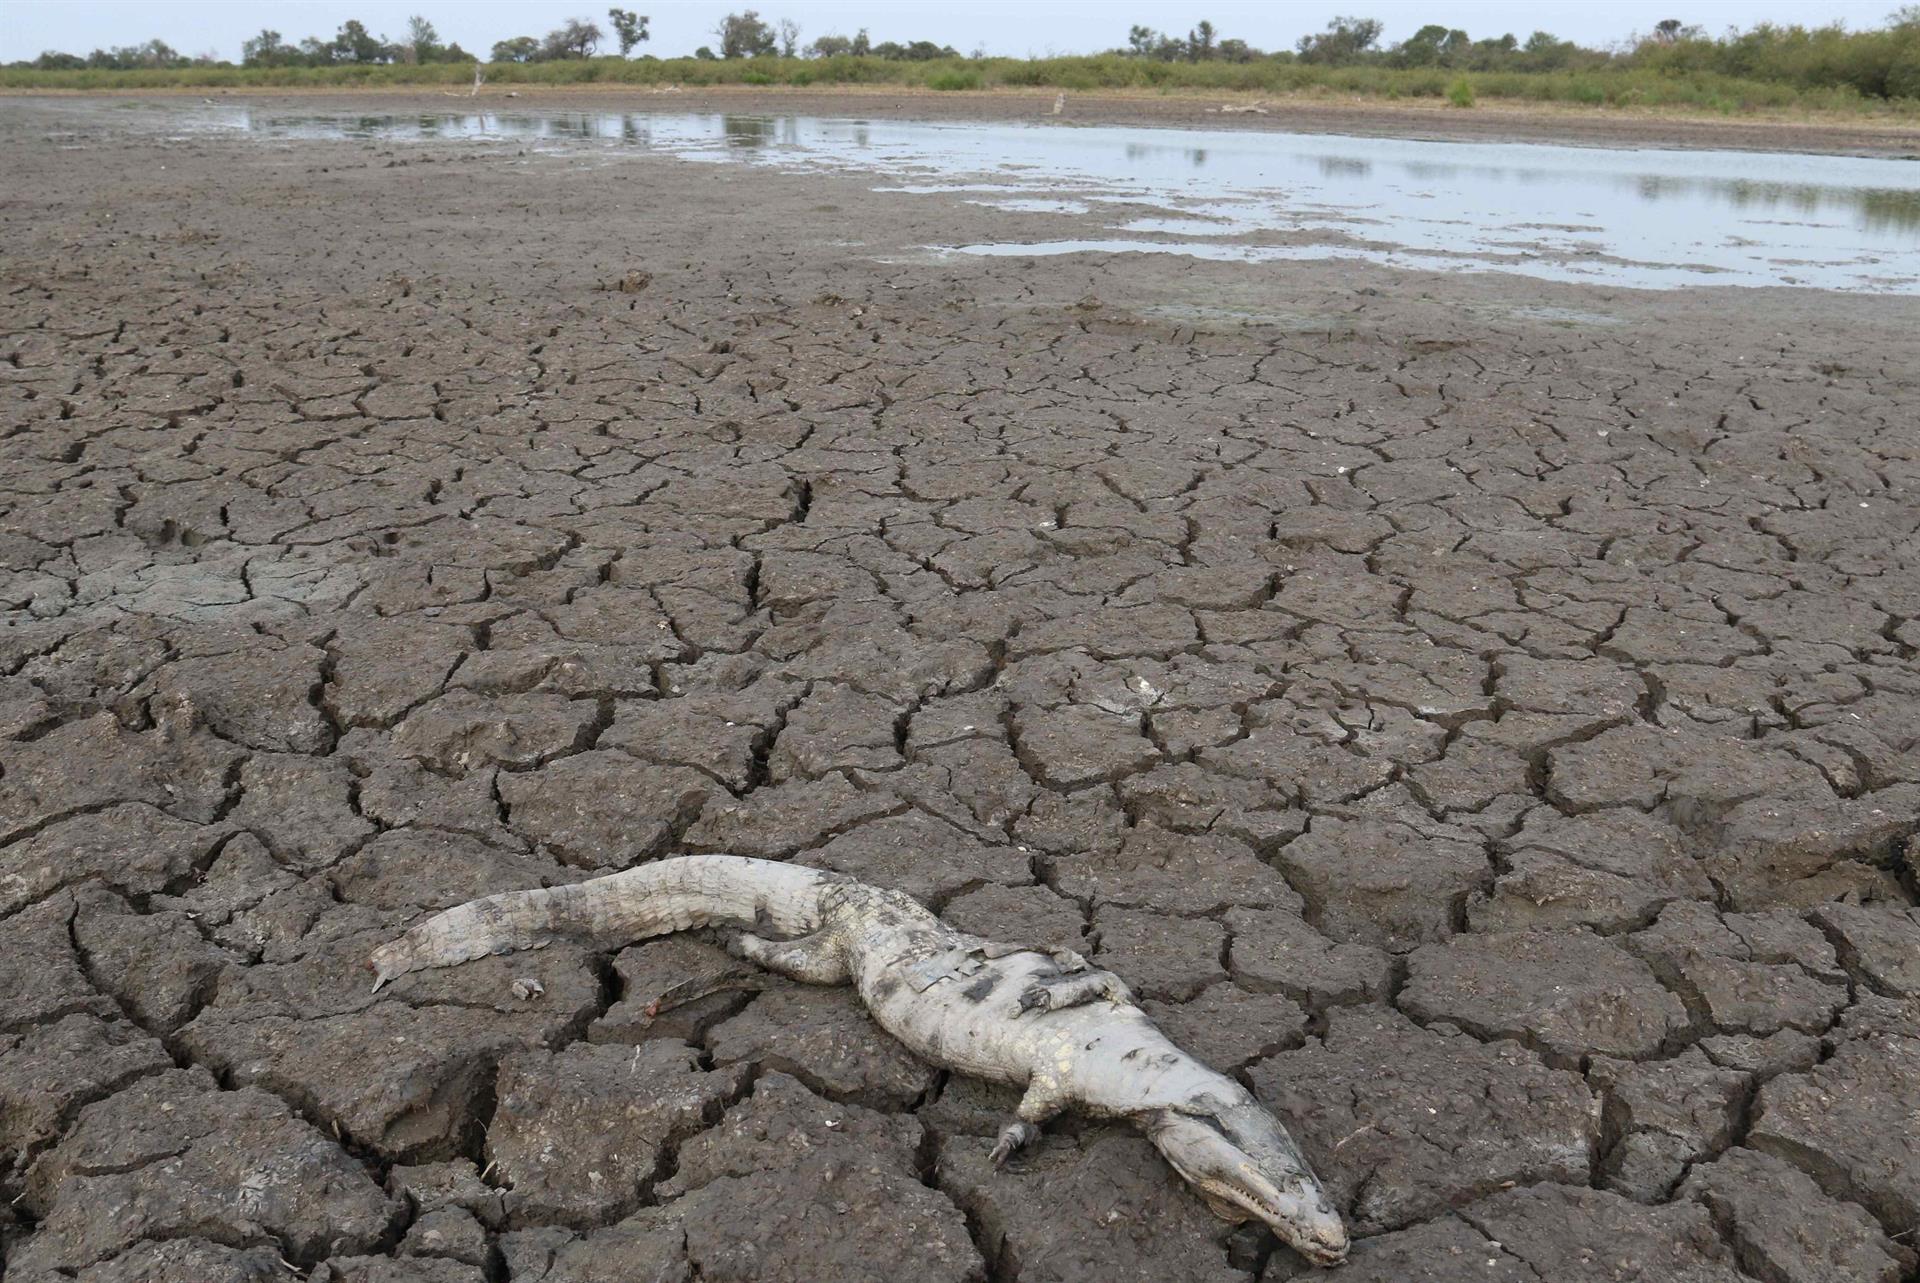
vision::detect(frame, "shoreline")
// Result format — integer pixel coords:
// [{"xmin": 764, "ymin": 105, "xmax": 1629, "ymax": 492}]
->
[{"xmin": 6, "ymin": 83, "xmax": 1919, "ymax": 156}]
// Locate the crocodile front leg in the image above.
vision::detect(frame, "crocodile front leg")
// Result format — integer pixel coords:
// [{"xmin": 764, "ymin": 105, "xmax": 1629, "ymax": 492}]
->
[
  {"xmin": 727, "ymin": 929, "xmax": 851, "ymax": 985},
  {"xmin": 989, "ymin": 1075, "xmax": 1070, "ymax": 1166},
  {"xmin": 1013, "ymin": 966, "xmax": 1132, "ymax": 1016}
]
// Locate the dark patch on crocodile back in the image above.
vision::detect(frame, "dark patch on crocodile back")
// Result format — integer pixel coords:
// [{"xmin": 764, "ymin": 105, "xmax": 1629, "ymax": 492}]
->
[
  {"xmin": 961, "ymin": 973, "xmax": 997, "ymax": 1003},
  {"xmin": 872, "ymin": 975, "xmax": 901, "ymax": 1001}
]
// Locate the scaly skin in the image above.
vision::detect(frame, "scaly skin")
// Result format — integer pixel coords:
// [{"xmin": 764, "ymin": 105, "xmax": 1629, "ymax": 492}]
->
[{"xmin": 370, "ymin": 854, "xmax": 1350, "ymax": 1267}]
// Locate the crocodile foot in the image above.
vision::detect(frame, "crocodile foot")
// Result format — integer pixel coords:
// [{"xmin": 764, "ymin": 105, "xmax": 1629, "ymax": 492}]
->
[{"xmin": 988, "ymin": 1120, "xmax": 1041, "ymax": 1167}]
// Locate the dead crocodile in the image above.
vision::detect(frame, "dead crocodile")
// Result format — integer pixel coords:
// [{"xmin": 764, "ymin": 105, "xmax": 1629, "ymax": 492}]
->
[{"xmin": 370, "ymin": 854, "xmax": 1351, "ymax": 1267}]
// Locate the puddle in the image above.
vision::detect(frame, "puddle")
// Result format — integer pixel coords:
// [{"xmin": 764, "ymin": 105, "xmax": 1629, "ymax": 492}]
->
[{"xmin": 44, "ymin": 103, "xmax": 1920, "ymax": 292}]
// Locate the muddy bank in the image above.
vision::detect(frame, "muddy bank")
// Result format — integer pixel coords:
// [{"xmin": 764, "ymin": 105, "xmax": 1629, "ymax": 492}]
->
[
  {"xmin": 9, "ymin": 83, "xmax": 1920, "ymax": 156},
  {"xmin": 2, "ymin": 98, "xmax": 1918, "ymax": 1283}
]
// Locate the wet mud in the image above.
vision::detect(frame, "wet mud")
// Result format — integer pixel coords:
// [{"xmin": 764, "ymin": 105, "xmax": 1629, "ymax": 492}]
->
[{"xmin": 2, "ymin": 96, "xmax": 1918, "ymax": 1283}]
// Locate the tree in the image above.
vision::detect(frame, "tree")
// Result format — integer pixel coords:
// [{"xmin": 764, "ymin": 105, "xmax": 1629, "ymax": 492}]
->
[
  {"xmin": 851, "ymin": 28, "xmax": 871, "ymax": 56},
  {"xmin": 404, "ymin": 16, "xmax": 441, "ymax": 63},
  {"xmin": 334, "ymin": 20, "xmax": 388, "ymax": 64},
  {"xmin": 1128, "ymin": 24, "xmax": 1157, "ymax": 55},
  {"xmin": 608, "ymin": 9, "xmax": 649, "ymax": 56},
  {"xmin": 241, "ymin": 28, "xmax": 301, "ymax": 67},
  {"xmin": 491, "ymin": 35, "xmax": 540, "ymax": 62},
  {"xmin": 694, "ymin": 45, "xmax": 718, "ymax": 59},
  {"xmin": 717, "ymin": 10, "xmax": 778, "ymax": 58},
  {"xmin": 1296, "ymin": 15, "xmax": 1383, "ymax": 63},
  {"xmin": 1188, "ymin": 20, "xmax": 1216, "ymax": 61},
  {"xmin": 809, "ymin": 33, "xmax": 853, "ymax": 57},
  {"xmin": 540, "ymin": 17, "xmax": 603, "ymax": 59},
  {"xmin": 1654, "ymin": 18, "xmax": 1685, "ymax": 42},
  {"xmin": 779, "ymin": 18, "xmax": 801, "ymax": 57}
]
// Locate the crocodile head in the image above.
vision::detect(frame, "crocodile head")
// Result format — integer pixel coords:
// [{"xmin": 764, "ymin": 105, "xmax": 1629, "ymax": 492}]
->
[{"xmin": 1145, "ymin": 1099, "xmax": 1349, "ymax": 1267}]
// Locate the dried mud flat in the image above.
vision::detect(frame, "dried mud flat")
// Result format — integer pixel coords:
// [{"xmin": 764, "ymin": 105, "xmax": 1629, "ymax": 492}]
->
[{"xmin": 3, "ymin": 96, "xmax": 1920, "ymax": 1283}]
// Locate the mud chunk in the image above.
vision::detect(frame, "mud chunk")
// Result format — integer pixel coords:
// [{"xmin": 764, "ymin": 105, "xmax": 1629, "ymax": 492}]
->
[
  {"xmin": 71, "ymin": 889, "xmax": 232, "ymax": 1030},
  {"xmin": 391, "ymin": 690, "xmax": 597, "ymax": 772},
  {"xmin": 1249, "ymin": 1008, "xmax": 1597, "ymax": 1233},
  {"xmin": 1459, "ymin": 1184, "xmax": 1746, "ymax": 1282},
  {"xmin": 0, "ymin": 801, "xmax": 223, "ymax": 916},
  {"xmin": 1093, "ymin": 905, "xmax": 1224, "ymax": 1001},
  {"xmin": 313, "ymin": 1259, "xmax": 487, "ymax": 1283},
  {"xmin": 1698, "ymin": 1029, "xmax": 1821, "ymax": 1078},
  {"xmin": 1707, "ymin": 785, "xmax": 1920, "ymax": 908},
  {"xmin": 1681, "ymin": 1146, "xmax": 1913, "ymax": 1283},
  {"xmin": 1198, "ymin": 725, "xmax": 1394, "ymax": 807},
  {"xmin": 69, "ymin": 1239, "xmax": 288, "ymax": 1283},
  {"xmin": 1403, "ymin": 929, "xmax": 1687, "ymax": 1061},
  {"xmin": 388, "ymin": 1159, "xmax": 509, "ymax": 1228},
  {"xmin": 1325, "ymin": 1216, "xmax": 1535, "ymax": 1283},
  {"xmin": 0, "ymin": 1015, "xmax": 172, "ymax": 1173},
  {"xmin": 498, "ymin": 750, "xmax": 715, "ymax": 868},
  {"xmin": 1224, "ymin": 905, "xmax": 1391, "ymax": 1008},
  {"xmin": 1628, "ymin": 901, "xmax": 1847, "ymax": 1036},
  {"xmin": 1603, "ymin": 606, "xmax": 1766, "ymax": 667},
  {"xmin": 1469, "ymin": 808, "xmax": 1711, "ymax": 934},
  {"xmin": 324, "ymin": 616, "xmax": 469, "ymax": 727},
  {"xmin": 601, "ymin": 688, "xmax": 775, "ymax": 788},
  {"xmin": 768, "ymin": 683, "xmax": 904, "ymax": 779},
  {"xmin": 942, "ymin": 882, "xmax": 1086, "ymax": 954},
  {"xmin": 0, "ymin": 895, "xmax": 116, "ymax": 1030},
  {"xmin": 681, "ymin": 775, "xmax": 904, "ymax": 858},
  {"xmin": 591, "ymin": 935, "xmax": 761, "ymax": 1046},
  {"xmin": 16, "ymin": 1069, "xmax": 397, "ymax": 1274},
  {"xmin": 1749, "ymin": 1032, "xmax": 1920, "ymax": 1231},
  {"xmin": 1810, "ymin": 902, "xmax": 1920, "ymax": 997},
  {"xmin": 1495, "ymin": 654, "xmax": 1644, "ymax": 718},
  {"xmin": 1141, "ymin": 983, "xmax": 1307, "ymax": 1072},
  {"xmin": 1407, "ymin": 732, "xmax": 1530, "ymax": 813},
  {"xmin": 225, "ymin": 752, "xmax": 376, "ymax": 870},
  {"xmin": 506, "ymin": 1075, "xmax": 979, "ymax": 1283},
  {"xmin": 1116, "ymin": 763, "xmax": 1305, "ymax": 851},
  {"xmin": 1010, "ymin": 603, "xmax": 1198, "ymax": 661},
  {"xmin": 804, "ymin": 812, "xmax": 1032, "ymax": 904},
  {"xmin": 707, "ymin": 985, "xmax": 935, "ymax": 1108},
  {"xmin": 178, "ymin": 941, "xmax": 600, "ymax": 1160},
  {"xmin": 488, "ymin": 1040, "xmax": 746, "ymax": 1228},
  {"xmin": 0, "ymin": 712, "xmax": 241, "ymax": 840},
  {"xmin": 939, "ymin": 1130, "xmax": 1244, "ymax": 1283},
  {"xmin": 1051, "ymin": 827, "xmax": 1299, "ymax": 916},
  {"xmin": 341, "ymin": 728, "xmax": 512, "ymax": 843},
  {"xmin": 665, "ymin": 1070, "xmax": 921, "ymax": 1192},
  {"xmin": 1273, "ymin": 817, "xmax": 1487, "ymax": 950},
  {"xmin": 1546, "ymin": 724, "xmax": 1825, "ymax": 820},
  {"xmin": 1012, "ymin": 703, "xmax": 1160, "ymax": 787},
  {"xmin": 400, "ymin": 1205, "xmax": 490, "ymax": 1266},
  {"xmin": 332, "ymin": 829, "xmax": 567, "ymax": 912},
  {"xmin": 145, "ymin": 640, "xmax": 332, "ymax": 753},
  {"xmin": 1590, "ymin": 1049, "xmax": 1747, "ymax": 1200}
]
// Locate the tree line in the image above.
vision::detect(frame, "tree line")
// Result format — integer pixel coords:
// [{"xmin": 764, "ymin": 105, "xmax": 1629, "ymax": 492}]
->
[{"xmin": 15, "ymin": 9, "xmax": 1920, "ymax": 101}]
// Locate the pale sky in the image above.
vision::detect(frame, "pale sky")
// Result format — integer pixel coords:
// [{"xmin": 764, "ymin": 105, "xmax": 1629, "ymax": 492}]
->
[{"xmin": 2, "ymin": 0, "xmax": 1905, "ymax": 63}]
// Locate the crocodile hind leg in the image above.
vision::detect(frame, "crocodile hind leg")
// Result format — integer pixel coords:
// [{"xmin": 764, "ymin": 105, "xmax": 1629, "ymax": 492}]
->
[
  {"xmin": 990, "ymin": 1075, "xmax": 1069, "ymax": 1166},
  {"xmin": 727, "ymin": 929, "xmax": 851, "ymax": 985}
]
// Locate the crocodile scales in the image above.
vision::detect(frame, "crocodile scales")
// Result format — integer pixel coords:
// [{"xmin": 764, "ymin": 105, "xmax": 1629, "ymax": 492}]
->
[{"xmin": 370, "ymin": 853, "xmax": 1351, "ymax": 1267}]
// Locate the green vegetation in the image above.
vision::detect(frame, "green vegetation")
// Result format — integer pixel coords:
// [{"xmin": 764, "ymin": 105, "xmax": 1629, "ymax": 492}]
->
[{"xmin": 6, "ymin": 10, "xmax": 1919, "ymax": 118}]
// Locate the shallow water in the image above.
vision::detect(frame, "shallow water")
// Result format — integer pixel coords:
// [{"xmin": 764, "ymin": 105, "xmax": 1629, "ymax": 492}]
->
[{"xmin": 118, "ymin": 105, "xmax": 1920, "ymax": 291}]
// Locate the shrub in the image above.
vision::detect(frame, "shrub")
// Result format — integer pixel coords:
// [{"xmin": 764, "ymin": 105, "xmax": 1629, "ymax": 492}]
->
[
  {"xmin": 927, "ymin": 68, "xmax": 982, "ymax": 91},
  {"xmin": 1446, "ymin": 75, "xmax": 1476, "ymax": 107}
]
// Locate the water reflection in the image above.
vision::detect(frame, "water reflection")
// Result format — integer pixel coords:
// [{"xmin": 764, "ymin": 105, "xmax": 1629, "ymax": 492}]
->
[{"xmin": 177, "ymin": 106, "xmax": 1920, "ymax": 291}]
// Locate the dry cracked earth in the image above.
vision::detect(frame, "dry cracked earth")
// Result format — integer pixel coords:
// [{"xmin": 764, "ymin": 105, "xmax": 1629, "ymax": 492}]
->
[{"xmin": 2, "ymin": 97, "xmax": 1920, "ymax": 1283}]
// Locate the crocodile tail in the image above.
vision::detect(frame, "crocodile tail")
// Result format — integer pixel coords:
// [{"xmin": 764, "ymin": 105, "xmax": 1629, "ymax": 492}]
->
[{"xmin": 369, "ymin": 855, "xmax": 831, "ymax": 990}]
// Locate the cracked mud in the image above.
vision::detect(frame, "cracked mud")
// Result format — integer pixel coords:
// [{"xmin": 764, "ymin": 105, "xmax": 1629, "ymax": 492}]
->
[{"xmin": 3, "ymin": 96, "xmax": 1919, "ymax": 1283}]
